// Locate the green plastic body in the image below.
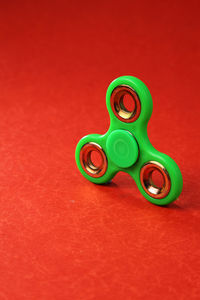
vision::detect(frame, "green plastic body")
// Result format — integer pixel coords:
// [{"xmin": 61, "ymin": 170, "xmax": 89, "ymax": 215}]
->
[{"xmin": 75, "ymin": 76, "xmax": 183, "ymax": 206}]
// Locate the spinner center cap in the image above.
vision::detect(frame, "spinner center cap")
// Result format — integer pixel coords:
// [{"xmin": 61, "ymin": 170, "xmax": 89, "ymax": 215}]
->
[{"xmin": 106, "ymin": 129, "xmax": 139, "ymax": 168}]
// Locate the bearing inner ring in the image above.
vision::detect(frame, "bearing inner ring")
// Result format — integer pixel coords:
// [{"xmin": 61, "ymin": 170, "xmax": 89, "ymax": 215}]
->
[
  {"xmin": 110, "ymin": 85, "xmax": 141, "ymax": 123},
  {"xmin": 80, "ymin": 142, "xmax": 108, "ymax": 178},
  {"xmin": 140, "ymin": 161, "xmax": 171, "ymax": 199}
]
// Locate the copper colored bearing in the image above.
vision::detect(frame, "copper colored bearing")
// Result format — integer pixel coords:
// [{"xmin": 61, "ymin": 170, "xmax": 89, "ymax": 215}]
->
[
  {"xmin": 80, "ymin": 142, "xmax": 108, "ymax": 178},
  {"xmin": 110, "ymin": 85, "xmax": 141, "ymax": 123},
  {"xmin": 140, "ymin": 161, "xmax": 171, "ymax": 199}
]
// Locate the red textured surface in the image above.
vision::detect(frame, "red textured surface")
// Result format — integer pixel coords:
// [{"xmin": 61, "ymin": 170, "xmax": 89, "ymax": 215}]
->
[{"xmin": 0, "ymin": 1, "xmax": 200, "ymax": 299}]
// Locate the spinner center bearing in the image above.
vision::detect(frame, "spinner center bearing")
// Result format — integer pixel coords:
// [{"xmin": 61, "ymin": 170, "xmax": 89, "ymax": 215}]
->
[{"xmin": 106, "ymin": 129, "xmax": 139, "ymax": 168}]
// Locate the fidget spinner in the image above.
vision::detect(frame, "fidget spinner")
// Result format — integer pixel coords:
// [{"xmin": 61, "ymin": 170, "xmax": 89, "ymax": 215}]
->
[{"xmin": 75, "ymin": 76, "xmax": 183, "ymax": 205}]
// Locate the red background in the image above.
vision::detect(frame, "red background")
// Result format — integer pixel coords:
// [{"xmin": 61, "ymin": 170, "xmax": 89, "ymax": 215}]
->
[{"xmin": 0, "ymin": 0, "xmax": 200, "ymax": 299}]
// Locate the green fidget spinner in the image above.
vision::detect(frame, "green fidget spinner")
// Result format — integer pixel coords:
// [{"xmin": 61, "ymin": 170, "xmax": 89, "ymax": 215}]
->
[{"xmin": 75, "ymin": 76, "xmax": 183, "ymax": 205}]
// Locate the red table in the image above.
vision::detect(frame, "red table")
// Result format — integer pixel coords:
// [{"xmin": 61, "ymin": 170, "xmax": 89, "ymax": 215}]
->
[{"xmin": 0, "ymin": 1, "xmax": 200, "ymax": 299}]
